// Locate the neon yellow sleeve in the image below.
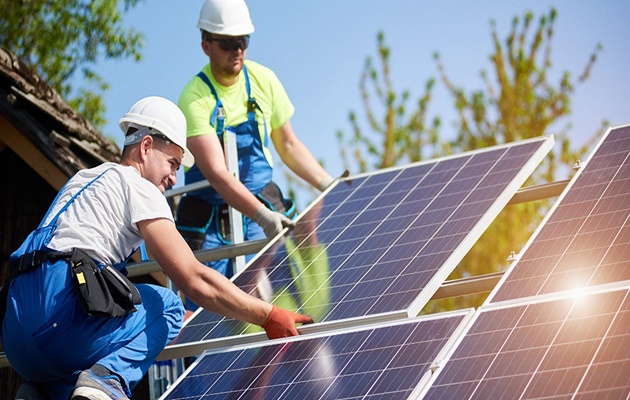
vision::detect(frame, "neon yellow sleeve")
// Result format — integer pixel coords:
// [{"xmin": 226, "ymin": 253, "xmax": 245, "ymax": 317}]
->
[{"xmin": 178, "ymin": 66, "xmax": 219, "ymax": 139}]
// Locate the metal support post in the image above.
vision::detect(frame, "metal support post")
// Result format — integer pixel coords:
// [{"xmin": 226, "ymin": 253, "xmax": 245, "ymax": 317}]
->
[{"xmin": 224, "ymin": 127, "xmax": 246, "ymax": 273}]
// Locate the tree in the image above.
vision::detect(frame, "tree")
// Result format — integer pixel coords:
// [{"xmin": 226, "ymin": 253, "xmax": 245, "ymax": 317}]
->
[
  {"xmin": 336, "ymin": 32, "xmax": 441, "ymax": 173},
  {"xmin": 337, "ymin": 9, "xmax": 604, "ymax": 312},
  {"xmin": 0, "ymin": 0, "xmax": 144, "ymax": 129},
  {"xmin": 436, "ymin": 8, "xmax": 602, "ymax": 180},
  {"xmin": 431, "ymin": 8, "xmax": 604, "ymax": 311},
  {"xmin": 280, "ymin": 31, "xmax": 440, "ymax": 211}
]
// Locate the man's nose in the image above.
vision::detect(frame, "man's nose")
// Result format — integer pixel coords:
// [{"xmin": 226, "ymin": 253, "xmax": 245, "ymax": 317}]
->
[{"xmin": 168, "ymin": 172, "xmax": 177, "ymax": 187}]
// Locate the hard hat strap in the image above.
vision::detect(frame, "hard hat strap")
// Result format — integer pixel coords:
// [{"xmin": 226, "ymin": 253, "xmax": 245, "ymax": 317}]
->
[{"xmin": 123, "ymin": 126, "xmax": 173, "ymax": 147}]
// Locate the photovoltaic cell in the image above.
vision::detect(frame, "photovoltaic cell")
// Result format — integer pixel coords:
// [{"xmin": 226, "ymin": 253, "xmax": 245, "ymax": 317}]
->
[
  {"xmin": 489, "ymin": 125, "xmax": 630, "ymax": 303},
  {"xmin": 168, "ymin": 137, "xmax": 553, "ymax": 354},
  {"xmin": 421, "ymin": 286, "xmax": 630, "ymax": 399},
  {"xmin": 160, "ymin": 312, "xmax": 471, "ymax": 400}
]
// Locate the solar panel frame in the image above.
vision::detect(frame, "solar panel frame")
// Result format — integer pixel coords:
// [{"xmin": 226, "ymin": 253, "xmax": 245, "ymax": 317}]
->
[
  {"xmin": 419, "ymin": 282, "xmax": 630, "ymax": 399},
  {"xmin": 486, "ymin": 124, "xmax": 630, "ymax": 304},
  {"xmin": 417, "ymin": 125, "xmax": 630, "ymax": 399},
  {"xmin": 162, "ymin": 136, "xmax": 555, "ymax": 360},
  {"xmin": 158, "ymin": 310, "xmax": 475, "ymax": 400}
]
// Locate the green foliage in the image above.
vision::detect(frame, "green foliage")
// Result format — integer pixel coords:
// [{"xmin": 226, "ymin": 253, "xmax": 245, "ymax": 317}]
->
[
  {"xmin": 0, "ymin": 0, "xmax": 144, "ymax": 129},
  {"xmin": 435, "ymin": 9, "xmax": 603, "ymax": 176},
  {"xmin": 429, "ymin": 8, "xmax": 605, "ymax": 315},
  {"xmin": 336, "ymin": 32, "xmax": 441, "ymax": 173},
  {"xmin": 335, "ymin": 9, "xmax": 606, "ymax": 314}
]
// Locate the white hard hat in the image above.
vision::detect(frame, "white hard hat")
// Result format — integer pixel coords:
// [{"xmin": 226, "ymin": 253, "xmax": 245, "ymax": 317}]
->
[
  {"xmin": 119, "ymin": 96, "xmax": 194, "ymax": 168},
  {"xmin": 197, "ymin": 0, "xmax": 255, "ymax": 36}
]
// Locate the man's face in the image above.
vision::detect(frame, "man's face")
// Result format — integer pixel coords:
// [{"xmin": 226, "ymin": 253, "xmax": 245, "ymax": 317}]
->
[
  {"xmin": 203, "ymin": 34, "xmax": 249, "ymax": 80},
  {"xmin": 144, "ymin": 136, "xmax": 182, "ymax": 193}
]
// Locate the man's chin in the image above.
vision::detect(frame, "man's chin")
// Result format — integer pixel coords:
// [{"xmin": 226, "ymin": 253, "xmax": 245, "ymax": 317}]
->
[{"xmin": 230, "ymin": 60, "xmax": 244, "ymax": 72}]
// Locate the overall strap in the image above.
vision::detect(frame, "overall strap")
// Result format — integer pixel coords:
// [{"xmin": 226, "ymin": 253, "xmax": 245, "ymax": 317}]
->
[
  {"xmin": 14, "ymin": 168, "xmax": 113, "ymax": 273},
  {"xmin": 196, "ymin": 66, "xmax": 269, "ymax": 147},
  {"xmin": 37, "ymin": 180, "xmax": 71, "ymax": 229},
  {"xmin": 243, "ymin": 64, "xmax": 255, "ymax": 122},
  {"xmin": 196, "ymin": 71, "xmax": 225, "ymax": 134},
  {"xmin": 242, "ymin": 65, "xmax": 269, "ymax": 148},
  {"xmin": 41, "ymin": 168, "xmax": 112, "ymax": 229}
]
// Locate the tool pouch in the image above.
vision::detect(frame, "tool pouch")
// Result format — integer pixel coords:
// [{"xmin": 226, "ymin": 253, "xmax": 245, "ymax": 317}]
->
[
  {"xmin": 70, "ymin": 248, "xmax": 141, "ymax": 317},
  {"xmin": 216, "ymin": 181, "xmax": 296, "ymax": 244},
  {"xmin": 216, "ymin": 205, "xmax": 234, "ymax": 243},
  {"xmin": 176, "ymin": 195, "xmax": 214, "ymax": 251},
  {"xmin": 175, "ymin": 181, "xmax": 295, "ymax": 248},
  {"xmin": 257, "ymin": 181, "xmax": 296, "ymax": 220}
]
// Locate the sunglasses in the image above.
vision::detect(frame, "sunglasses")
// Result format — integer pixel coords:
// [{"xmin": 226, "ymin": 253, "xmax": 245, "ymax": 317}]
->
[{"xmin": 206, "ymin": 35, "xmax": 250, "ymax": 52}]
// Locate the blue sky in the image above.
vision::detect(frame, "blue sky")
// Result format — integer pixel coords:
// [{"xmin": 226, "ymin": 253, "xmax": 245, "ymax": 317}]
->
[{"xmin": 93, "ymin": 0, "xmax": 630, "ymax": 209}]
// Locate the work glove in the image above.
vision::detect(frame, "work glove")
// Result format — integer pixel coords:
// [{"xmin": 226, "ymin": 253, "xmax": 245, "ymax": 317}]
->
[
  {"xmin": 252, "ymin": 204, "xmax": 295, "ymax": 238},
  {"xmin": 317, "ymin": 169, "xmax": 350, "ymax": 192},
  {"xmin": 317, "ymin": 175, "xmax": 335, "ymax": 192},
  {"xmin": 262, "ymin": 305, "xmax": 314, "ymax": 339}
]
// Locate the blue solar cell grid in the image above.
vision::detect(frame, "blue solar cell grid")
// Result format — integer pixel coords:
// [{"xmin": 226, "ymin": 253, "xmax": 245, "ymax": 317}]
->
[
  {"xmin": 490, "ymin": 125, "xmax": 630, "ymax": 303},
  {"xmin": 160, "ymin": 311, "xmax": 472, "ymax": 400},
  {"xmin": 422, "ymin": 285, "xmax": 630, "ymax": 399},
  {"xmin": 170, "ymin": 137, "xmax": 553, "ymax": 350}
]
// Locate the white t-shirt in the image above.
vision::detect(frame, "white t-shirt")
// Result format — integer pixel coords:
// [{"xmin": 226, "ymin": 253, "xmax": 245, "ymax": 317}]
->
[{"xmin": 44, "ymin": 162, "xmax": 173, "ymax": 265}]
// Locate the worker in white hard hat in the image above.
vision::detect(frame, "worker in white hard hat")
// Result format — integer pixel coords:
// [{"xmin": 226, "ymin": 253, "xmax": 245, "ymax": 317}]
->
[
  {"xmin": 2, "ymin": 96, "xmax": 313, "ymax": 400},
  {"xmin": 177, "ymin": 0, "xmax": 337, "ymax": 303}
]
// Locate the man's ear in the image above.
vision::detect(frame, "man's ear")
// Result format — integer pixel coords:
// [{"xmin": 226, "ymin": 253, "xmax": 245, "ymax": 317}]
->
[
  {"xmin": 201, "ymin": 40, "xmax": 212, "ymax": 57},
  {"xmin": 139, "ymin": 135, "xmax": 154, "ymax": 160}
]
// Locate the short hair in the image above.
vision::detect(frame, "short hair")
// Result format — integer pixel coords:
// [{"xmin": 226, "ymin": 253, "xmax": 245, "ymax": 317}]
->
[
  {"xmin": 201, "ymin": 30, "xmax": 213, "ymax": 41},
  {"xmin": 120, "ymin": 127, "xmax": 170, "ymax": 160},
  {"xmin": 121, "ymin": 127, "xmax": 139, "ymax": 159}
]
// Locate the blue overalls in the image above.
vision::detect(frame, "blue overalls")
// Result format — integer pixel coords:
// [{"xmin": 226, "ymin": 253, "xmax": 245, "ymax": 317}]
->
[
  {"xmin": 182, "ymin": 65, "xmax": 272, "ymax": 292},
  {"xmin": 2, "ymin": 169, "xmax": 184, "ymax": 400}
]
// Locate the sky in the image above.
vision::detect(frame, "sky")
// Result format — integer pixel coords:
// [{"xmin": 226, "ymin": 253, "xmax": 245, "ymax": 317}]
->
[{"xmin": 91, "ymin": 0, "xmax": 630, "ymax": 209}]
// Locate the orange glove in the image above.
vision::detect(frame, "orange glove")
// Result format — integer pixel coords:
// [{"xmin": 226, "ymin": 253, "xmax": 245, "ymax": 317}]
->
[{"xmin": 262, "ymin": 305, "xmax": 314, "ymax": 339}]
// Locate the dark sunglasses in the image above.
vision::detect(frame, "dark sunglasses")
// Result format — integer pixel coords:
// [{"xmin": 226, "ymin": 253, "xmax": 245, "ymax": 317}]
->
[{"xmin": 206, "ymin": 35, "xmax": 250, "ymax": 52}]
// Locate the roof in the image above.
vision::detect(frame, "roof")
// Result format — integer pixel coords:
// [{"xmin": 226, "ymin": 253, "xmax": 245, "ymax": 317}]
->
[{"xmin": 0, "ymin": 47, "xmax": 120, "ymax": 186}]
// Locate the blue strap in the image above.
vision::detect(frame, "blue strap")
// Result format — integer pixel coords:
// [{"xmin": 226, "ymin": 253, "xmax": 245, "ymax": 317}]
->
[
  {"xmin": 242, "ymin": 65, "xmax": 269, "ymax": 148},
  {"xmin": 40, "ymin": 168, "xmax": 112, "ymax": 229},
  {"xmin": 196, "ymin": 66, "xmax": 269, "ymax": 147},
  {"xmin": 196, "ymin": 71, "xmax": 225, "ymax": 134},
  {"xmin": 139, "ymin": 242, "xmax": 149, "ymax": 262}
]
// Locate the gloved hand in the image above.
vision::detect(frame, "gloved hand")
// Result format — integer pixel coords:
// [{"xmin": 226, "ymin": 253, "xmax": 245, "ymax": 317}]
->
[
  {"xmin": 317, "ymin": 175, "xmax": 335, "ymax": 192},
  {"xmin": 262, "ymin": 305, "xmax": 314, "ymax": 339},
  {"xmin": 317, "ymin": 170, "xmax": 350, "ymax": 192},
  {"xmin": 252, "ymin": 204, "xmax": 295, "ymax": 238}
]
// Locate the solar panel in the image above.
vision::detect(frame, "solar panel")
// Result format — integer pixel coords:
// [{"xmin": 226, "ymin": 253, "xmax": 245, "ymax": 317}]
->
[
  {"xmin": 420, "ymin": 284, "xmax": 630, "ymax": 399},
  {"xmin": 488, "ymin": 125, "xmax": 630, "ymax": 303},
  {"xmin": 164, "ymin": 136, "xmax": 554, "ymax": 359},
  {"xmin": 159, "ymin": 310, "xmax": 473, "ymax": 400}
]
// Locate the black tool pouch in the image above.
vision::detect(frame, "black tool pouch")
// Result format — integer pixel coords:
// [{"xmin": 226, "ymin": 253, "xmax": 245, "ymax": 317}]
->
[
  {"xmin": 257, "ymin": 181, "xmax": 297, "ymax": 219},
  {"xmin": 70, "ymin": 248, "xmax": 141, "ymax": 317},
  {"xmin": 101, "ymin": 265, "xmax": 141, "ymax": 310},
  {"xmin": 217, "ymin": 205, "xmax": 233, "ymax": 243},
  {"xmin": 176, "ymin": 195, "xmax": 214, "ymax": 251}
]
